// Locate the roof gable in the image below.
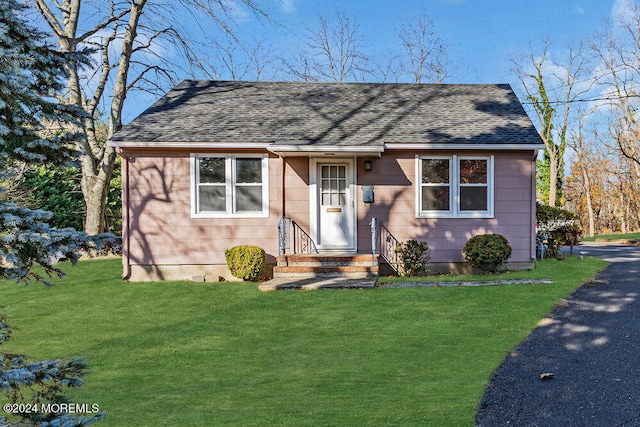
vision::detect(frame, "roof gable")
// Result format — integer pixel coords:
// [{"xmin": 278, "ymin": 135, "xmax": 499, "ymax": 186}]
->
[{"xmin": 110, "ymin": 80, "xmax": 542, "ymax": 148}]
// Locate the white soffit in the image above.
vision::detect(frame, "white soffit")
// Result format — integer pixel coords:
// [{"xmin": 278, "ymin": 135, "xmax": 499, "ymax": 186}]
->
[
  {"xmin": 267, "ymin": 145, "xmax": 384, "ymax": 157},
  {"xmin": 107, "ymin": 140, "xmax": 543, "ymax": 152},
  {"xmin": 107, "ymin": 140, "xmax": 273, "ymax": 149},
  {"xmin": 384, "ymin": 143, "xmax": 544, "ymax": 150}
]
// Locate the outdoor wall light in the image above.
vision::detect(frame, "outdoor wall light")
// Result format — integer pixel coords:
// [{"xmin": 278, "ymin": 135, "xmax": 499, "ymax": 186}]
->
[{"xmin": 364, "ymin": 160, "xmax": 373, "ymax": 171}]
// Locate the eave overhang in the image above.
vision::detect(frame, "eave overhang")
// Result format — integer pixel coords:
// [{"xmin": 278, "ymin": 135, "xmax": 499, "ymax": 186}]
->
[
  {"xmin": 107, "ymin": 140, "xmax": 273, "ymax": 149},
  {"xmin": 267, "ymin": 145, "xmax": 384, "ymax": 157},
  {"xmin": 107, "ymin": 140, "xmax": 544, "ymax": 153},
  {"xmin": 384, "ymin": 143, "xmax": 544, "ymax": 151}
]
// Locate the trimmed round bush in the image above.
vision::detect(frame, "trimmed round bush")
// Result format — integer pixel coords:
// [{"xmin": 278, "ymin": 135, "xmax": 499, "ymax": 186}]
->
[
  {"xmin": 463, "ymin": 234, "xmax": 512, "ymax": 273},
  {"xmin": 224, "ymin": 245, "xmax": 266, "ymax": 281}
]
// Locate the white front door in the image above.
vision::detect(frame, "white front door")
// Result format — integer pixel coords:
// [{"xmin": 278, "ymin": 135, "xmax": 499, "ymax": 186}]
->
[{"xmin": 312, "ymin": 160, "xmax": 356, "ymax": 252}]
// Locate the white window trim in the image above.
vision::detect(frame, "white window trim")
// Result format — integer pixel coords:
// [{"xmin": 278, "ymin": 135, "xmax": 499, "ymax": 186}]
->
[
  {"xmin": 416, "ymin": 154, "xmax": 494, "ymax": 219},
  {"xmin": 190, "ymin": 153, "xmax": 269, "ymax": 218}
]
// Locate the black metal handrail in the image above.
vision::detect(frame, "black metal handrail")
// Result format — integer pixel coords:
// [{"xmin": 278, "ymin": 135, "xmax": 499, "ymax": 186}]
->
[
  {"xmin": 379, "ymin": 224, "xmax": 401, "ymax": 274},
  {"xmin": 278, "ymin": 217, "xmax": 318, "ymax": 266},
  {"xmin": 292, "ymin": 220, "xmax": 318, "ymax": 255}
]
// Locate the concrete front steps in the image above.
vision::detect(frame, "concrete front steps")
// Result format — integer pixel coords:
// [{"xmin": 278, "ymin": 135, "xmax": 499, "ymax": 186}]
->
[
  {"xmin": 273, "ymin": 254, "xmax": 379, "ymax": 277},
  {"xmin": 260, "ymin": 254, "xmax": 379, "ymax": 291}
]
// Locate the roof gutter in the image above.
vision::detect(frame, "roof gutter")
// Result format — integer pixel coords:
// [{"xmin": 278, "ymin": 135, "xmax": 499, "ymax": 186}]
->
[
  {"xmin": 267, "ymin": 145, "xmax": 384, "ymax": 157},
  {"xmin": 107, "ymin": 140, "xmax": 273, "ymax": 149},
  {"xmin": 384, "ymin": 143, "xmax": 544, "ymax": 151},
  {"xmin": 107, "ymin": 140, "xmax": 543, "ymax": 152}
]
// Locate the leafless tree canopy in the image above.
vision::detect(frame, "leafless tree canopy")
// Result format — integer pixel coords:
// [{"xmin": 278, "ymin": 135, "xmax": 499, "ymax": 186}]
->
[
  {"xmin": 27, "ymin": 0, "xmax": 640, "ymax": 236},
  {"xmin": 31, "ymin": 0, "xmax": 270, "ymax": 234},
  {"xmin": 397, "ymin": 9, "xmax": 450, "ymax": 83},
  {"xmin": 283, "ymin": 10, "xmax": 369, "ymax": 82},
  {"xmin": 558, "ymin": 3, "xmax": 640, "ymax": 234}
]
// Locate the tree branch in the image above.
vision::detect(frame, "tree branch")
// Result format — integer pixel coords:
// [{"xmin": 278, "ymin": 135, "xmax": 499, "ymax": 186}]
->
[
  {"xmin": 77, "ymin": 9, "xmax": 130, "ymax": 43},
  {"xmin": 33, "ymin": 0, "xmax": 64, "ymax": 38}
]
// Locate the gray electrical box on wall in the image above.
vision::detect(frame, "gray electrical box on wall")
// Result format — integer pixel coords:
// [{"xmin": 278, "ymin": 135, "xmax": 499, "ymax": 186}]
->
[{"xmin": 362, "ymin": 185, "xmax": 374, "ymax": 204}]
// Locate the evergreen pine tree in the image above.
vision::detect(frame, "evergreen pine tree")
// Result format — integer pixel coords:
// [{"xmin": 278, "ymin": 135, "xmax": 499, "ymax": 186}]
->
[{"xmin": 1, "ymin": 1, "xmax": 106, "ymax": 424}]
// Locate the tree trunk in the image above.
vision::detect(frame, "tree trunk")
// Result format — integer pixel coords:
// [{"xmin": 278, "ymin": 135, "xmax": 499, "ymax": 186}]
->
[
  {"xmin": 84, "ymin": 176, "xmax": 109, "ymax": 235},
  {"xmin": 582, "ymin": 167, "xmax": 595, "ymax": 237},
  {"xmin": 619, "ymin": 192, "xmax": 628, "ymax": 233},
  {"xmin": 548, "ymin": 153, "xmax": 558, "ymax": 207},
  {"xmin": 82, "ymin": 147, "xmax": 116, "ymax": 235}
]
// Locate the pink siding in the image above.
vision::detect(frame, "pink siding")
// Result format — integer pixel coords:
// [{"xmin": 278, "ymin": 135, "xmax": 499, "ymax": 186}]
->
[
  {"xmin": 357, "ymin": 151, "xmax": 536, "ymax": 264},
  {"xmin": 124, "ymin": 150, "xmax": 281, "ymax": 268},
  {"xmin": 122, "ymin": 148, "xmax": 536, "ymax": 276},
  {"xmin": 283, "ymin": 157, "xmax": 311, "ymax": 231}
]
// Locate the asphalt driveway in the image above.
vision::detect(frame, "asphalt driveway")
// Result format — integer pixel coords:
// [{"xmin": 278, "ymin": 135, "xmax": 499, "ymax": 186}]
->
[{"xmin": 476, "ymin": 243, "xmax": 640, "ymax": 426}]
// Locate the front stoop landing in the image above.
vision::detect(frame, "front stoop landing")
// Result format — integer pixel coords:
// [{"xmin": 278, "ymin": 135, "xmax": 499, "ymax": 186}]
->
[{"xmin": 260, "ymin": 254, "xmax": 379, "ymax": 291}]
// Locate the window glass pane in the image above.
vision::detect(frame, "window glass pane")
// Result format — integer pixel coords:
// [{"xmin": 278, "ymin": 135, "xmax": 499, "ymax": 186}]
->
[
  {"xmin": 338, "ymin": 166, "xmax": 345, "ymax": 178},
  {"xmin": 421, "ymin": 186, "xmax": 450, "ymax": 211},
  {"xmin": 199, "ymin": 157, "xmax": 225, "ymax": 183},
  {"xmin": 422, "ymin": 159, "xmax": 449, "ymax": 183},
  {"xmin": 460, "ymin": 159, "xmax": 487, "ymax": 184},
  {"xmin": 330, "ymin": 166, "xmax": 337, "ymax": 178},
  {"xmin": 330, "ymin": 179, "xmax": 337, "ymax": 191},
  {"xmin": 236, "ymin": 186, "xmax": 262, "ymax": 211},
  {"xmin": 331, "ymin": 193, "xmax": 338, "ymax": 205},
  {"xmin": 322, "ymin": 193, "xmax": 330, "ymax": 205},
  {"xmin": 338, "ymin": 193, "xmax": 346, "ymax": 205},
  {"xmin": 236, "ymin": 158, "xmax": 262, "ymax": 183},
  {"xmin": 199, "ymin": 186, "xmax": 226, "ymax": 211},
  {"xmin": 460, "ymin": 187, "xmax": 488, "ymax": 211}
]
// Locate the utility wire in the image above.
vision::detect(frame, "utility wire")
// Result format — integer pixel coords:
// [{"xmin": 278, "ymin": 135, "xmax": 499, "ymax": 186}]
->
[{"xmin": 521, "ymin": 94, "xmax": 640, "ymax": 105}]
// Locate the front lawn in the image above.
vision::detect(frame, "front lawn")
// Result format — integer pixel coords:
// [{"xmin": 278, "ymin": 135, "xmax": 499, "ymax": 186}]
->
[
  {"xmin": 378, "ymin": 257, "xmax": 570, "ymax": 283},
  {"xmin": 0, "ymin": 256, "xmax": 606, "ymax": 426},
  {"xmin": 581, "ymin": 231, "xmax": 640, "ymax": 242}
]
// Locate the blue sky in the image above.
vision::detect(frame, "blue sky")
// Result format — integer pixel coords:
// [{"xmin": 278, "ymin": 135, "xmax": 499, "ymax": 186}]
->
[
  {"xmin": 259, "ymin": 0, "xmax": 616, "ymax": 83},
  {"xmin": 122, "ymin": 0, "xmax": 627, "ymax": 122}
]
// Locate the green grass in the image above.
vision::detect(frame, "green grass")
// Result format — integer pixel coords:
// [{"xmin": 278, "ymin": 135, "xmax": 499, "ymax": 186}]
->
[
  {"xmin": 378, "ymin": 261, "xmax": 562, "ymax": 283},
  {"xmin": 0, "ymin": 256, "xmax": 607, "ymax": 426},
  {"xmin": 581, "ymin": 231, "xmax": 640, "ymax": 242}
]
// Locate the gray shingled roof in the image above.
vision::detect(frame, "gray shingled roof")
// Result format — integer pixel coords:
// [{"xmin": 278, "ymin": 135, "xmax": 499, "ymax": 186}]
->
[{"xmin": 110, "ymin": 80, "xmax": 542, "ymax": 146}]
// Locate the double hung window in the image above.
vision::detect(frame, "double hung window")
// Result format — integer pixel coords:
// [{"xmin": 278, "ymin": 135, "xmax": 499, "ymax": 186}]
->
[
  {"xmin": 192, "ymin": 154, "xmax": 269, "ymax": 218},
  {"xmin": 416, "ymin": 155, "xmax": 493, "ymax": 218}
]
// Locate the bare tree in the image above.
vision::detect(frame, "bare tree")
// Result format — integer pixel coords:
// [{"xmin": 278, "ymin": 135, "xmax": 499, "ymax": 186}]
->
[
  {"xmin": 566, "ymin": 110, "xmax": 596, "ymax": 236},
  {"xmin": 591, "ymin": 4, "xmax": 640, "ymax": 168},
  {"xmin": 514, "ymin": 39, "xmax": 593, "ymax": 207},
  {"xmin": 31, "ymin": 0, "xmax": 269, "ymax": 234},
  {"xmin": 397, "ymin": 9, "xmax": 449, "ymax": 83},
  {"xmin": 283, "ymin": 9, "xmax": 368, "ymax": 82},
  {"xmin": 368, "ymin": 54, "xmax": 403, "ymax": 83},
  {"xmin": 203, "ymin": 35, "xmax": 278, "ymax": 81},
  {"xmin": 567, "ymin": 123, "xmax": 640, "ymax": 235}
]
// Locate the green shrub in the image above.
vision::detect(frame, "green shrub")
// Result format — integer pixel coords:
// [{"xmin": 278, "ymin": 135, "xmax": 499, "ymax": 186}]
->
[
  {"xmin": 463, "ymin": 234, "xmax": 512, "ymax": 273},
  {"xmin": 536, "ymin": 203, "xmax": 582, "ymax": 257},
  {"xmin": 19, "ymin": 165, "xmax": 84, "ymax": 230},
  {"xmin": 225, "ymin": 245, "xmax": 266, "ymax": 281},
  {"xmin": 395, "ymin": 239, "xmax": 431, "ymax": 276}
]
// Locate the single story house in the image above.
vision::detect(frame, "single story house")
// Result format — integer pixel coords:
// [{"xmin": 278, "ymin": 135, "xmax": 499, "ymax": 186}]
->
[{"xmin": 108, "ymin": 80, "xmax": 543, "ymax": 281}]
